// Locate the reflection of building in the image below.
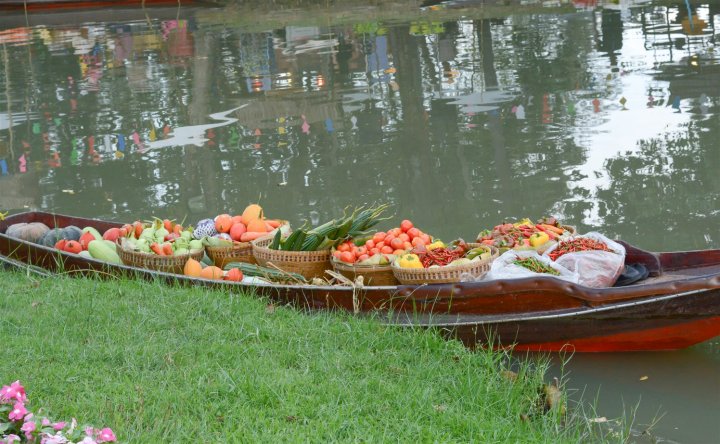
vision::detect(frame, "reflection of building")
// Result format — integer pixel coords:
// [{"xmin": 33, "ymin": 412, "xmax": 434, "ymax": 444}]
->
[{"xmin": 233, "ymin": 93, "xmax": 343, "ymax": 131}]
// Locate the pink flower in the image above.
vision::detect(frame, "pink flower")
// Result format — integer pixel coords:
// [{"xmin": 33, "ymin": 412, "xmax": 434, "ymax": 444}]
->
[
  {"xmin": 97, "ymin": 428, "xmax": 116, "ymax": 442},
  {"xmin": 52, "ymin": 421, "xmax": 66, "ymax": 431},
  {"xmin": 8, "ymin": 401, "xmax": 28, "ymax": 421},
  {"xmin": 42, "ymin": 418, "xmax": 51, "ymax": 426},
  {"xmin": 78, "ymin": 437, "xmax": 97, "ymax": 444},
  {"xmin": 21, "ymin": 420, "xmax": 37, "ymax": 438},
  {"xmin": 85, "ymin": 427, "xmax": 95, "ymax": 437},
  {"xmin": 0, "ymin": 381, "xmax": 27, "ymax": 402},
  {"xmin": 4, "ymin": 434, "xmax": 20, "ymax": 444},
  {"xmin": 40, "ymin": 435, "xmax": 69, "ymax": 444}
]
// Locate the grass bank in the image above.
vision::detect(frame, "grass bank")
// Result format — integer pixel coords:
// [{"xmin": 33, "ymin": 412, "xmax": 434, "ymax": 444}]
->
[{"xmin": 1, "ymin": 269, "xmax": 604, "ymax": 442}]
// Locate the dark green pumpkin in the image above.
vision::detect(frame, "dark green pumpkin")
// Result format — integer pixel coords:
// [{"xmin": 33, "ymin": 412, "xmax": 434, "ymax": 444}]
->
[
  {"xmin": 62, "ymin": 225, "xmax": 83, "ymax": 241},
  {"xmin": 40, "ymin": 228, "xmax": 65, "ymax": 247}
]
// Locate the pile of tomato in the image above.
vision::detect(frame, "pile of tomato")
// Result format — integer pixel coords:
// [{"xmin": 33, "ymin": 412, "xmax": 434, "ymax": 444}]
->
[{"xmin": 332, "ymin": 220, "xmax": 433, "ymax": 264}]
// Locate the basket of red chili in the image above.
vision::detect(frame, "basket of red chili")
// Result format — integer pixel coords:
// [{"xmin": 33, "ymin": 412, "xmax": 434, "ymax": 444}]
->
[{"xmin": 392, "ymin": 241, "xmax": 499, "ymax": 285}]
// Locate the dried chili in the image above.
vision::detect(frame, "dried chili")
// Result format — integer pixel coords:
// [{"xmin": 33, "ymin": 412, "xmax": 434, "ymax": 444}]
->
[{"xmin": 548, "ymin": 238, "xmax": 612, "ymax": 261}]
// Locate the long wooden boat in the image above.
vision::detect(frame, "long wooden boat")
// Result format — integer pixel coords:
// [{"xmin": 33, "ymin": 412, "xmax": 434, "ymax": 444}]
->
[{"xmin": 2, "ymin": 211, "xmax": 719, "ymax": 352}]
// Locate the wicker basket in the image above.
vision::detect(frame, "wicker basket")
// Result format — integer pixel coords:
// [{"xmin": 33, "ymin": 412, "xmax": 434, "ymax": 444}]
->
[
  {"xmin": 392, "ymin": 246, "xmax": 499, "ymax": 285},
  {"xmin": 251, "ymin": 237, "xmax": 332, "ymax": 280},
  {"xmin": 331, "ymin": 258, "xmax": 398, "ymax": 286},
  {"xmin": 116, "ymin": 244, "xmax": 204, "ymax": 274},
  {"xmin": 206, "ymin": 221, "xmax": 290, "ymax": 268},
  {"xmin": 206, "ymin": 242, "xmax": 256, "ymax": 268}
]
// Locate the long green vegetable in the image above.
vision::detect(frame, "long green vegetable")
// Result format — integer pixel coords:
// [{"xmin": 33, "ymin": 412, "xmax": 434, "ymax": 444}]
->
[
  {"xmin": 223, "ymin": 262, "xmax": 307, "ymax": 283},
  {"xmin": 275, "ymin": 204, "xmax": 391, "ymax": 252}
]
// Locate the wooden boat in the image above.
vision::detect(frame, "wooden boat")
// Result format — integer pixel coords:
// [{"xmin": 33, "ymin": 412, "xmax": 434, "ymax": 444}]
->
[{"xmin": 2, "ymin": 211, "xmax": 719, "ymax": 352}]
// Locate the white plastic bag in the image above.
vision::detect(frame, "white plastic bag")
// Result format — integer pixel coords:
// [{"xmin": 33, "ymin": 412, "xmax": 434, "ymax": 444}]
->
[
  {"xmin": 485, "ymin": 250, "xmax": 579, "ymax": 283},
  {"xmin": 542, "ymin": 232, "xmax": 625, "ymax": 288}
]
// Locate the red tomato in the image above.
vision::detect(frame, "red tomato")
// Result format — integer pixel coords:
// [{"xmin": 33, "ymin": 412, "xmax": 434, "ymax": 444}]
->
[
  {"xmin": 370, "ymin": 248, "xmax": 380, "ymax": 255},
  {"xmin": 365, "ymin": 239, "xmax": 375, "ymax": 249},
  {"xmin": 400, "ymin": 220, "xmax": 414, "ymax": 232},
  {"xmin": 337, "ymin": 243, "xmax": 351, "ymax": 252},
  {"xmin": 393, "ymin": 249, "xmax": 405, "ymax": 256},
  {"xmin": 398, "ymin": 233, "xmax": 410, "ymax": 242},
  {"xmin": 376, "ymin": 241, "xmax": 385, "ymax": 249},
  {"xmin": 333, "ymin": 250, "xmax": 342, "ymax": 259},
  {"xmin": 373, "ymin": 232, "xmax": 386, "ymax": 243},
  {"xmin": 420, "ymin": 234, "xmax": 432, "ymax": 244},
  {"xmin": 380, "ymin": 246, "xmax": 393, "ymax": 254},
  {"xmin": 407, "ymin": 227, "xmax": 420, "ymax": 240},
  {"xmin": 403, "ymin": 241, "xmax": 413, "ymax": 250},
  {"xmin": 412, "ymin": 237, "xmax": 426, "ymax": 247},
  {"xmin": 385, "ymin": 235, "xmax": 395, "ymax": 245},
  {"xmin": 357, "ymin": 246, "xmax": 367, "ymax": 256},
  {"xmin": 391, "ymin": 228, "xmax": 402, "ymax": 236},
  {"xmin": 390, "ymin": 238, "xmax": 404, "ymax": 250},
  {"xmin": 340, "ymin": 251, "xmax": 355, "ymax": 263},
  {"xmin": 358, "ymin": 254, "xmax": 370, "ymax": 262}
]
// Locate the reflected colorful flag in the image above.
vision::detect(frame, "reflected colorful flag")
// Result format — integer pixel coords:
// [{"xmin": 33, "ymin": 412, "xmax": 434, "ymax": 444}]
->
[
  {"xmin": 32, "ymin": 122, "xmax": 41, "ymax": 134},
  {"xmin": 325, "ymin": 118, "xmax": 334, "ymax": 133},
  {"xmin": 117, "ymin": 134, "xmax": 126, "ymax": 152},
  {"xmin": 0, "ymin": 159, "xmax": 7, "ymax": 176}
]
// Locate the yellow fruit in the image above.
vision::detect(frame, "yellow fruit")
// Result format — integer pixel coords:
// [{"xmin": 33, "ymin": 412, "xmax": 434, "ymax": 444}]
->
[
  {"xmin": 240, "ymin": 204, "xmax": 263, "ymax": 225},
  {"xmin": 246, "ymin": 218, "xmax": 268, "ymax": 233},
  {"xmin": 183, "ymin": 258, "xmax": 203, "ymax": 277},
  {"xmin": 200, "ymin": 266, "xmax": 224, "ymax": 280},
  {"xmin": 397, "ymin": 254, "xmax": 423, "ymax": 269},
  {"xmin": 426, "ymin": 240, "xmax": 445, "ymax": 250}
]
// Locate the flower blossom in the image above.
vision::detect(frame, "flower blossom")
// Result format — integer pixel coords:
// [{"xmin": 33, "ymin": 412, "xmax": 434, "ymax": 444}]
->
[
  {"xmin": 4, "ymin": 434, "xmax": 21, "ymax": 444},
  {"xmin": 21, "ymin": 420, "xmax": 37, "ymax": 438},
  {"xmin": 52, "ymin": 421, "xmax": 66, "ymax": 431},
  {"xmin": 97, "ymin": 428, "xmax": 116, "ymax": 442},
  {"xmin": 8, "ymin": 401, "xmax": 28, "ymax": 421},
  {"xmin": 0, "ymin": 381, "xmax": 27, "ymax": 402}
]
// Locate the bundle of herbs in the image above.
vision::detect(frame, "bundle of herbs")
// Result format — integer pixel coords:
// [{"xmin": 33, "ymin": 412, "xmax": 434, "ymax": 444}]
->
[{"xmin": 269, "ymin": 204, "xmax": 391, "ymax": 251}]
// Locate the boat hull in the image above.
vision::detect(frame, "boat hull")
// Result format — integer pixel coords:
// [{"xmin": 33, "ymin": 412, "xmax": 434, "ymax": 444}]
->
[{"xmin": 428, "ymin": 289, "xmax": 720, "ymax": 352}]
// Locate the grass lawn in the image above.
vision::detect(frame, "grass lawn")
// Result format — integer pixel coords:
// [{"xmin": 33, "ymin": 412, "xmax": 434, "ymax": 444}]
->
[{"xmin": 0, "ymin": 269, "xmax": 607, "ymax": 442}]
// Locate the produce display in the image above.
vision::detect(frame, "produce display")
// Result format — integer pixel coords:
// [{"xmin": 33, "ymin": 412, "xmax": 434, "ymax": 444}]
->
[
  {"xmin": 512, "ymin": 257, "xmax": 560, "ymax": 276},
  {"xmin": 547, "ymin": 238, "xmax": 612, "ymax": 261},
  {"xmin": 396, "ymin": 241, "xmax": 492, "ymax": 270},
  {"xmin": 476, "ymin": 217, "xmax": 571, "ymax": 250},
  {"xmin": 269, "ymin": 205, "xmax": 389, "ymax": 252},
  {"xmin": 2, "ymin": 209, "xmax": 632, "ymax": 288},
  {"xmin": 543, "ymin": 233, "xmax": 626, "ymax": 288},
  {"xmin": 332, "ymin": 219, "xmax": 432, "ymax": 265},
  {"xmin": 119, "ymin": 218, "xmax": 201, "ymax": 257},
  {"xmin": 195, "ymin": 204, "xmax": 286, "ymax": 246}
]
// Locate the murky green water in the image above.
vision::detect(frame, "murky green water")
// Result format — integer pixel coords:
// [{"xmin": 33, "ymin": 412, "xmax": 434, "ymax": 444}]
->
[{"xmin": 0, "ymin": 0, "xmax": 718, "ymax": 441}]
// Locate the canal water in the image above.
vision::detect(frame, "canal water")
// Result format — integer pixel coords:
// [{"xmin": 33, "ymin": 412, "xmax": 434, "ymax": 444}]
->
[{"xmin": 0, "ymin": 0, "xmax": 718, "ymax": 441}]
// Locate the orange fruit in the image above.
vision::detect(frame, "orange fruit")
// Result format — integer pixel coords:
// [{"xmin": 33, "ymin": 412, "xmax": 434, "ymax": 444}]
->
[
  {"xmin": 229, "ymin": 222, "xmax": 247, "ymax": 241},
  {"xmin": 200, "ymin": 266, "xmax": 224, "ymax": 280},
  {"xmin": 231, "ymin": 215, "xmax": 244, "ymax": 225},
  {"xmin": 215, "ymin": 214, "xmax": 233, "ymax": 233},
  {"xmin": 183, "ymin": 258, "xmax": 203, "ymax": 277},
  {"xmin": 247, "ymin": 219, "xmax": 268, "ymax": 233},
  {"xmin": 224, "ymin": 268, "xmax": 243, "ymax": 282},
  {"xmin": 241, "ymin": 204, "xmax": 263, "ymax": 225}
]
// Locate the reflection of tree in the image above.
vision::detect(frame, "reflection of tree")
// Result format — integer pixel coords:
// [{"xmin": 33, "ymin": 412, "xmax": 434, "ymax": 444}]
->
[{"xmin": 597, "ymin": 117, "xmax": 720, "ymax": 250}]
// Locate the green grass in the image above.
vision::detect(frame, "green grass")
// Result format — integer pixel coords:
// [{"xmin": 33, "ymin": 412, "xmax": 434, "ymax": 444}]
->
[{"xmin": 0, "ymin": 270, "xmax": 605, "ymax": 442}]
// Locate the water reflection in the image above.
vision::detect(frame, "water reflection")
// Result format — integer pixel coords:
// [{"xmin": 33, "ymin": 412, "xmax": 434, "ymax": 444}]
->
[{"xmin": 0, "ymin": 0, "xmax": 717, "ymax": 249}]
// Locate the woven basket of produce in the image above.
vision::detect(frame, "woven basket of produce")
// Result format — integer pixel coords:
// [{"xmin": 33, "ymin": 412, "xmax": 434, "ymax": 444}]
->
[
  {"xmin": 251, "ymin": 237, "xmax": 332, "ymax": 280},
  {"xmin": 331, "ymin": 259, "xmax": 398, "ymax": 286},
  {"xmin": 392, "ymin": 245, "xmax": 499, "ymax": 285},
  {"xmin": 116, "ymin": 244, "xmax": 204, "ymax": 274},
  {"xmin": 206, "ymin": 242, "xmax": 256, "ymax": 268}
]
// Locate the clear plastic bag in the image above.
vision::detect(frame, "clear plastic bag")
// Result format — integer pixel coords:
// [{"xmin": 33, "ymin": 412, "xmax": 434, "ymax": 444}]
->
[
  {"xmin": 485, "ymin": 250, "xmax": 579, "ymax": 283},
  {"xmin": 542, "ymin": 232, "xmax": 626, "ymax": 288}
]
